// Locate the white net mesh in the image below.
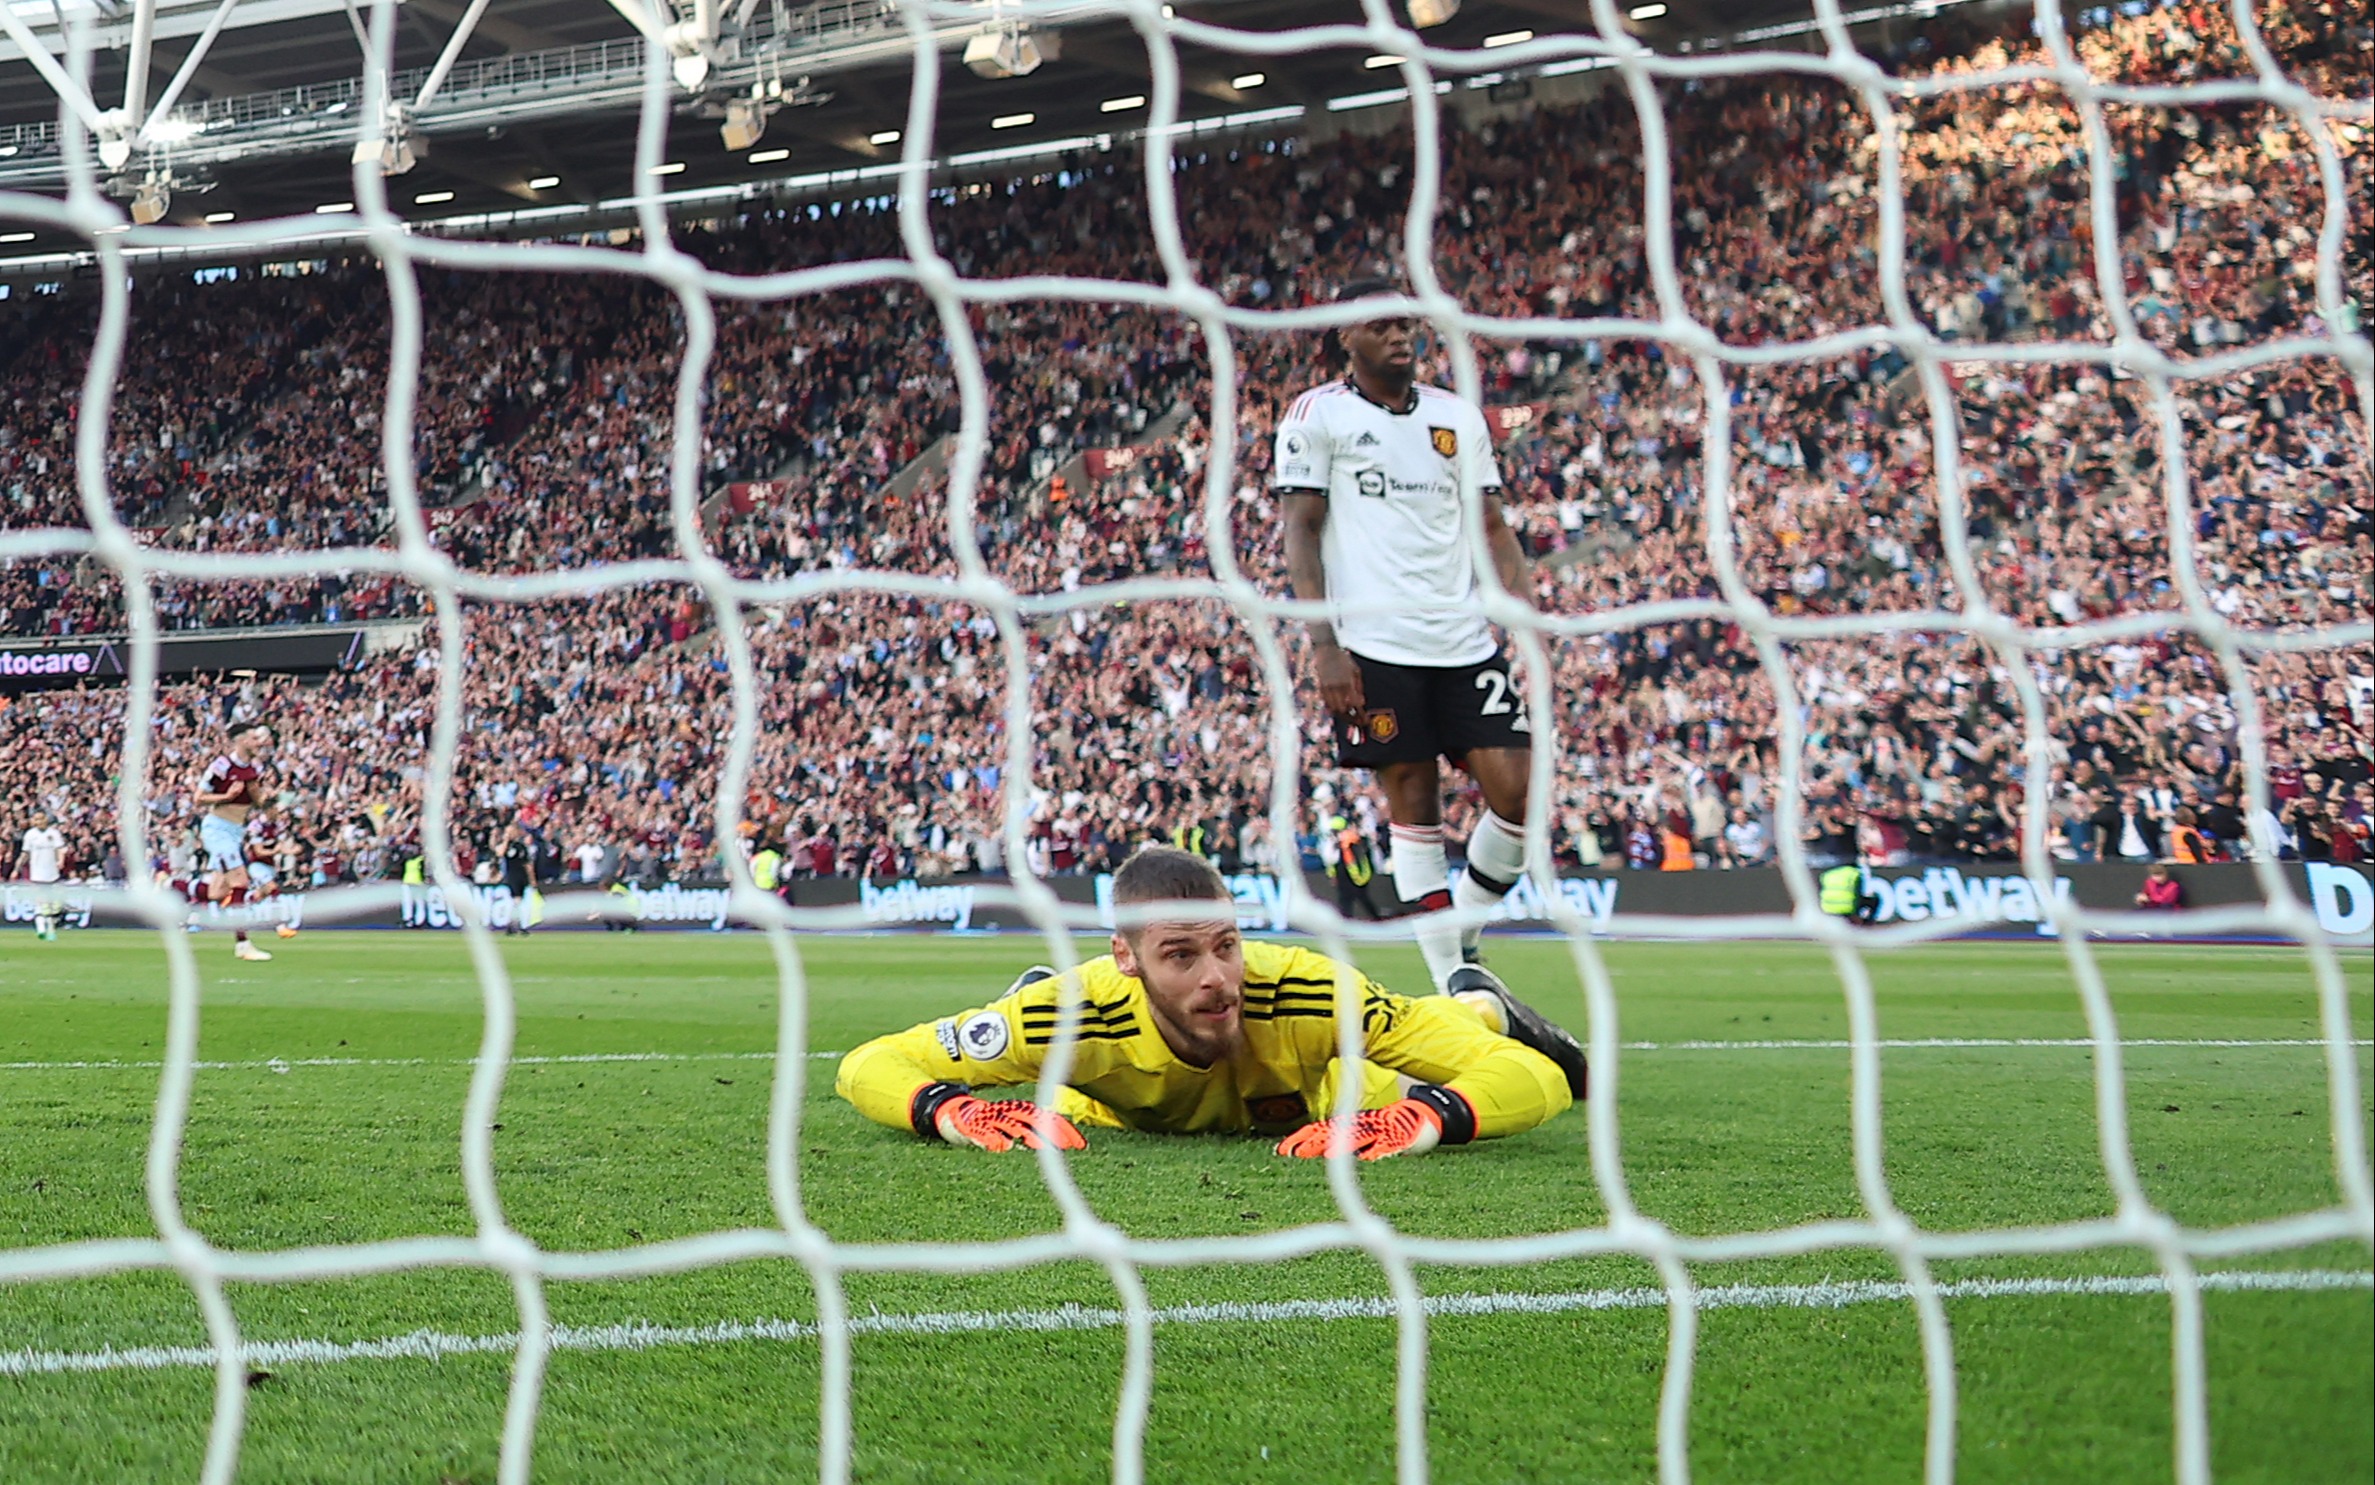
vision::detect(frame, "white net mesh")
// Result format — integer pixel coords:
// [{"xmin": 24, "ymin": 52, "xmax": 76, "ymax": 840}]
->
[{"xmin": 0, "ymin": 0, "xmax": 2369, "ymax": 1482}]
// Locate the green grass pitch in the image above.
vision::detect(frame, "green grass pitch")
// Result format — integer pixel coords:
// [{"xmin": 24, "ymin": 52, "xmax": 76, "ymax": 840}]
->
[{"xmin": 1, "ymin": 930, "xmax": 2368, "ymax": 1484}]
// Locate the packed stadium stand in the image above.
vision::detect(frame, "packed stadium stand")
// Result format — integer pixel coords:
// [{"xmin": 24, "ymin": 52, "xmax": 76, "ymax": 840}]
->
[{"xmin": 1, "ymin": 0, "xmax": 2367, "ymax": 892}]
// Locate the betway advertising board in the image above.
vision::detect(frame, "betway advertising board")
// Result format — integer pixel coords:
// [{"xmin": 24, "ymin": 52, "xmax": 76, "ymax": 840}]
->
[
  {"xmin": 12, "ymin": 864, "xmax": 2368, "ymax": 941},
  {"xmin": 877, "ymin": 863, "xmax": 2366, "ymax": 938}
]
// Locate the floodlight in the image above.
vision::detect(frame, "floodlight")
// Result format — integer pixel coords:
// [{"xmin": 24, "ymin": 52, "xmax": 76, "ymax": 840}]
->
[
  {"xmin": 353, "ymin": 127, "xmax": 424, "ymax": 176},
  {"xmin": 964, "ymin": 28, "xmax": 1043, "ymax": 79},
  {"xmin": 1407, "ymin": 0, "xmax": 1458, "ymax": 26},
  {"xmin": 722, "ymin": 96, "xmax": 769, "ymax": 152},
  {"xmin": 131, "ymin": 179, "xmax": 171, "ymax": 225}
]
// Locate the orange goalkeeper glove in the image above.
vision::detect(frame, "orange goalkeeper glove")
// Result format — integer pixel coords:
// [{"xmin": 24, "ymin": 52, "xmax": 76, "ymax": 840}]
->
[
  {"xmin": 912, "ymin": 1083, "xmax": 1086, "ymax": 1152},
  {"xmin": 1274, "ymin": 1085, "xmax": 1476, "ymax": 1160}
]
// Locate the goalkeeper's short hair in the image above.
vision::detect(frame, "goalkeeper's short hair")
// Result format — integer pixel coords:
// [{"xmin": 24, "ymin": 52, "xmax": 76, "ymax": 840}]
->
[{"xmin": 1110, "ymin": 845, "xmax": 1230, "ymax": 936}]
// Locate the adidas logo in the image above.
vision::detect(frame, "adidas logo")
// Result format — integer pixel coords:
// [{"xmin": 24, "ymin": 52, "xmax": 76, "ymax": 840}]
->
[{"xmin": 1354, "ymin": 432, "xmax": 1381, "ymax": 447}]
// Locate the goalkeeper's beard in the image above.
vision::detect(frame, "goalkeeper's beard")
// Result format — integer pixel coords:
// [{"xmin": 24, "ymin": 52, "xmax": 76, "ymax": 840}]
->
[{"xmin": 1147, "ymin": 990, "xmax": 1245, "ymax": 1067}]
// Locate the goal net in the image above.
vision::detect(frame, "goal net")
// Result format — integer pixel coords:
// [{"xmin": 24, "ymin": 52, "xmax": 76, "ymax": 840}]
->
[{"xmin": 0, "ymin": 0, "xmax": 2368, "ymax": 1482}]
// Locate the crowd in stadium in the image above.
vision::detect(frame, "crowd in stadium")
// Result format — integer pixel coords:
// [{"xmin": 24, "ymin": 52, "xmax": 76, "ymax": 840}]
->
[{"xmin": 2, "ymin": 0, "xmax": 2368, "ymax": 893}]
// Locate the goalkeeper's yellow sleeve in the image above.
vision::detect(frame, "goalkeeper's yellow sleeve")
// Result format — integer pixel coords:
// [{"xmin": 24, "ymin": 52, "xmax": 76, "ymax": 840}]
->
[
  {"xmin": 834, "ymin": 987, "xmax": 1131, "ymax": 1137},
  {"xmin": 1051, "ymin": 1086, "xmax": 1131, "ymax": 1132},
  {"xmin": 1361, "ymin": 988, "xmax": 1571, "ymax": 1139}
]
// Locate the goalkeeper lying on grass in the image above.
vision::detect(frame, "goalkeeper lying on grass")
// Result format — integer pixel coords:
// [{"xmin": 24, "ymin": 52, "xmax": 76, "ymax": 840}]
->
[{"xmin": 836, "ymin": 845, "xmax": 1588, "ymax": 1159}]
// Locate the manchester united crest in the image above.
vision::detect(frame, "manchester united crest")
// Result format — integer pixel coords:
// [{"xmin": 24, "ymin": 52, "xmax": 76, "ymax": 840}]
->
[
  {"xmin": 1364, "ymin": 708, "xmax": 1400, "ymax": 742},
  {"xmin": 1430, "ymin": 426, "xmax": 1458, "ymax": 459}
]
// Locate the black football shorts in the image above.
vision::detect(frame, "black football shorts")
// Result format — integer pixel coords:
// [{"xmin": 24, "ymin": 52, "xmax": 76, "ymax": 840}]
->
[{"xmin": 1336, "ymin": 650, "xmax": 1533, "ymax": 768}]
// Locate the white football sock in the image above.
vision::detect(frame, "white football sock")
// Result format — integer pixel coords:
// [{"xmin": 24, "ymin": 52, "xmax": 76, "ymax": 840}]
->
[
  {"xmin": 1453, "ymin": 811, "xmax": 1528, "ymax": 954},
  {"xmin": 1452, "ymin": 990, "xmax": 1508, "ymax": 1034},
  {"xmin": 1389, "ymin": 822, "xmax": 1462, "ymax": 992}
]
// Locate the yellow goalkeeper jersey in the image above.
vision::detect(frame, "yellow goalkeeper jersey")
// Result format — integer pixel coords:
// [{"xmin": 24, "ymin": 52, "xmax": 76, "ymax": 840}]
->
[{"xmin": 834, "ymin": 941, "xmax": 1571, "ymax": 1140}]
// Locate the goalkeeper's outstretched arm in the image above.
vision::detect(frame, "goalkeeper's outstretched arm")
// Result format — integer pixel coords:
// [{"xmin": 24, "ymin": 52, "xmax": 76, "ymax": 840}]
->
[{"xmin": 834, "ymin": 971, "xmax": 1122, "ymax": 1148}]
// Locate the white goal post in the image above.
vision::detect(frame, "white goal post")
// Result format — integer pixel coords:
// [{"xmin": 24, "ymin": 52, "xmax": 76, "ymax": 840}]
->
[{"xmin": 0, "ymin": 1, "xmax": 2367, "ymax": 1483}]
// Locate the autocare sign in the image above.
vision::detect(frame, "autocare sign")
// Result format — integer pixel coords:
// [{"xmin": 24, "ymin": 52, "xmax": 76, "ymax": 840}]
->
[
  {"xmin": 0, "ymin": 627, "xmax": 369, "ymax": 691},
  {"xmin": 0, "ymin": 641, "xmax": 123, "ymax": 690}
]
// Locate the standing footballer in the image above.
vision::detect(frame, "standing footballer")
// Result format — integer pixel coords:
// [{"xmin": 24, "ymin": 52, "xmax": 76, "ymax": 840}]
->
[
  {"xmin": 194, "ymin": 719, "xmax": 275, "ymax": 962},
  {"xmin": 1276, "ymin": 277, "xmax": 1536, "ymax": 993},
  {"xmin": 20, "ymin": 809, "xmax": 68, "ymax": 941}
]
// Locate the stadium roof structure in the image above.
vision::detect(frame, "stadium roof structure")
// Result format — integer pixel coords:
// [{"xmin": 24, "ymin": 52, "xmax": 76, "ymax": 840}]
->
[{"xmin": 0, "ymin": 0, "xmax": 1980, "ymax": 266}]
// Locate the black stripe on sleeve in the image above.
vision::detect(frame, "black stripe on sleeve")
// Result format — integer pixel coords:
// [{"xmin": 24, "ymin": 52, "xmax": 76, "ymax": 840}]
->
[{"xmin": 1020, "ymin": 1010, "xmax": 1134, "ymax": 1029}]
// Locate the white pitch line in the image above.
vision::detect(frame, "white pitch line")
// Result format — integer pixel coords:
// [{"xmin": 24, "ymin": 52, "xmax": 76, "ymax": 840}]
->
[
  {"xmin": 3, "ymin": 1269, "xmax": 2365, "ymax": 1378},
  {"xmin": 0, "ymin": 1051, "xmax": 825, "ymax": 1073},
  {"xmin": 1631, "ymin": 1037, "xmax": 2375, "ymax": 1051},
  {"xmin": 1, "ymin": 1038, "xmax": 2367, "ymax": 1075}
]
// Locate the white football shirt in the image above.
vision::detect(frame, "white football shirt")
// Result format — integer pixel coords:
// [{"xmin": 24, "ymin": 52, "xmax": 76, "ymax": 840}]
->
[
  {"xmin": 21, "ymin": 825, "xmax": 66, "ymax": 883},
  {"xmin": 1272, "ymin": 380, "xmax": 1503, "ymax": 668}
]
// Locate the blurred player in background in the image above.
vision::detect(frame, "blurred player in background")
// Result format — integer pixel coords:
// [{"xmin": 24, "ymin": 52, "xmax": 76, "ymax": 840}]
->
[
  {"xmin": 499, "ymin": 825, "xmax": 537, "ymax": 936},
  {"xmin": 194, "ymin": 720, "xmax": 275, "ymax": 962},
  {"xmin": 244, "ymin": 816, "xmax": 300, "ymax": 940},
  {"xmin": 20, "ymin": 809, "xmax": 67, "ymax": 941},
  {"xmin": 1276, "ymin": 277, "xmax": 1538, "ymax": 993}
]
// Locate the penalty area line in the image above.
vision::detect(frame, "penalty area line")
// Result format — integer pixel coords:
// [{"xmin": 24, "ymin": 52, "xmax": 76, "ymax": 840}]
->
[
  {"xmin": 2, "ymin": 1038, "xmax": 2369, "ymax": 1074},
  {"xmin": 4, "ymin": 1269, "xmax": 2367, "ymax": 1378}
]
